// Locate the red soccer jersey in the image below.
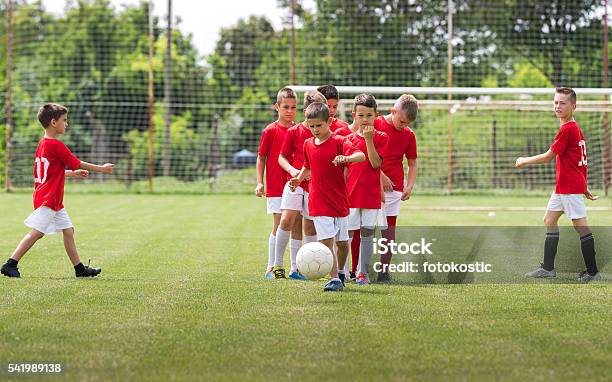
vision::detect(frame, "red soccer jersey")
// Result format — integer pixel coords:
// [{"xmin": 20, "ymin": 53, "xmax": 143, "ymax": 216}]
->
[
  {"xmin": 374, "ymin": 116, "xmax": 417, "ymax": 192},
  {"xmin": 303, "ymin": 135, "xmax": 360, "ymax": 217},
  {"xmin": 280, "ymin": 122, "xmax": 312, "ymax": 191},
  {"xmin": 32, "ymin": 138, "xmax": 81, "ymax": 211},
  {"xmin": 258, "ymin": 121, "xmax": 293, "ymax": 197},
  {"xmin": 550, "ymin": 121, "xmax": 588, "ymax": 194},
  {"xmin": 333, "ymin": 125, "xmax": 356, "ymax": 137},
  {"xmin": 329, "ymin": 118, "xmax": 349, "ymax": 133},
  {"xmin": 345, "ymin": 131, "xmax": 389, "ymax": 209}
]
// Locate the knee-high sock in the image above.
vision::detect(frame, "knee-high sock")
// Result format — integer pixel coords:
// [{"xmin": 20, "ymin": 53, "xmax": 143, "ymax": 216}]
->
[
  {"xmin": 380, "ymin": 216, "xmax": 397, "ymax": 268},
  {"xmin": 267, "ymin": 234, "xmax": 276, "ymax": 268},
  {"xmin": 580, "ymin": 233, "xmax": 598, "ymax": 275},
  {"xmin": 359, "ymin": 235, "xmax": 374, "ymax": 275},
  {"xmin": 350, "ymin": 230, "xmax": 360, "ymax": 273},
  {"xmin": 274, "ymin": 228, "xmax": 290, "ymax": 268},
  {"xmin": 542, "ymin": 231, "xmax": 559, "ymax": 271},
  {"xmin": 290, "ymin": 239, "xmax": 302, "ymax": 273}
]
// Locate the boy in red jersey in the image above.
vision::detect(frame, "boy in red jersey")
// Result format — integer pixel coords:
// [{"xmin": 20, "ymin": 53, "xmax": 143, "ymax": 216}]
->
[
  {"xmin": 274, "ymin": 90, "xmax": 327, "ymax": 279},
  {"xmin": 1, "ymin": 104, "xmax": 114, "ymax": 278},
  {"xmin": 255, "ymin": 88, "xmax": 297, "ymax": 279},
  {"xmin": 317, "ymin": 84, "xmax": 350, "ymax": 134},
  {"xmin": 289, "ymin": 102, "xmax": 365, "ymax": 292},
  {"xmin": 516, "ymin": 87, "xmax": 600, "ymax": 282},
  {"xmin": 345, "ymin": 94, "xmax": 388, "ymax": 285},
  {"xmin": 374, "ymin": 94, "xmax": 419, "ymax": 283}
]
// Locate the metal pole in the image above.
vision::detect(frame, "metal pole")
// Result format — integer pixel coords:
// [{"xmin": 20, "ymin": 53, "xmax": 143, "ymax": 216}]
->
[
  {"xmin": 446, "ymin": 0, "xmax": 454, "ymax": 193},
  {"xmin": 147, "ymin": 0, "xmax": 155, "ymax": 192},
  {"xmin": 5, "ymin": 0, "xmax": 13, "ymax": 192},
  {"xmin": 290, "ymin": 0, "xmax": 296, "ymax": 85},
  {"xmin": 162, "ymin": 0, "xmax": 172, "ymax": 177},
  {"xmin": 603, "ymin": 0, "xmax": 610, "ymax": 196}
]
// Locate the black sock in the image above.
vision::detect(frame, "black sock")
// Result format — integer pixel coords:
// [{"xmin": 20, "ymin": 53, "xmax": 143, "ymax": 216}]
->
[
  {"xmin": 543, "ymin": 232, "xmax": 559, "ymax": 271},
  {"xmin": 7, "ymin": 259, "xmax": 18, "ymax": 267},
  {"xmin": 580, "ymin": 233, "xmax": 598, "ymax": 275},
  {"xmin": 74, "ymin": 263, "xmax": 85, "ymax": 273}
]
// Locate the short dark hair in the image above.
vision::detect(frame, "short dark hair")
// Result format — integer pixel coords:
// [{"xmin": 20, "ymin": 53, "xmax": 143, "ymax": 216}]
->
[
  {"xmin": 303, "ymin": 90, "xmax": 326, "ymax": 110},
  {"xmin": 276, "ymin": 87, "xmax": 297, "ymax": 104},
  {"xmin": 317, "ymin": 84, "xmax": 339, "ymax": 101},
  {"xmin": 352, "ymin": 93, "xmax": 377, "ymax": 112},
  {"xmin": 305, "ymin": 102, "xmax": 330, "ymax": 121},
  {"xmin": 38, "ymin": 103, "xmax": 68, "ymax": 128},
  {"xmin": 394, "ymin": 94, "xmax": 419, "ymax": 122},
  {"xmin": 556, "ymin": 87, "xmax": 576, "ymax": 104}
]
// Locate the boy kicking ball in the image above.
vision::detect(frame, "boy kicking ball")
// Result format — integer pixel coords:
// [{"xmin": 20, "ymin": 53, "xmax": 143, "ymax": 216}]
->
[
  {"xmin": 289, "ymin": 102, "xmax": 365, "ymax": 292},
  {"xmin": 1, "ymin": 103, "xmax": 114, "ymax": 278},
  {"xmin": 516, "ymin": 87, "xmax": 601, "ymax": 282}
]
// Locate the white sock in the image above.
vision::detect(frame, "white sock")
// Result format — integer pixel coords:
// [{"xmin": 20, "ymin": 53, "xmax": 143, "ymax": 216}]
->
[
  {"xmin": 359, "ymin": 235, "xmax": 374, "ymax": 275},
  {"xmin": 290, "ymin": 239, "xmax": 302, "ymax": 273},
  {"xmin": 267, "ymin": 234, "xmax": 276, "ymax": 269},
  {"xmin": 274, "ymin": 228, "xmax": 290, "ymax": 268},
  {"xmin": 304, "ymin": 234, "xmax": 317, "ymax": 244}
]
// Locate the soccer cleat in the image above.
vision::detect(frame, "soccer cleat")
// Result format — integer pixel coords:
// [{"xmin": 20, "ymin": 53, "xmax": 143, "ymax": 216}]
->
[
  {"xmin": 323, "ymin": 278, "xmax": 344, "ymax": 292},
  {"xmin": 75, "ymin": 261, "xmax": 102, "ymax": 278},
  {"xmin": 1, "ymin": 262, "xmax": 21, "ymax": 278},
  {"xmin": 338, "ymin": 272, "xmax": 346, "ymax": 286},
  {"xmin": 356, "ymin": 272, "xmax": 369, "ymax": 285},
  {"xmin": 578, "ymin": 271, "xmax": 602, "ymax": 282},
  {"xmin": 289, "ymin": 270, "xmax": 306, "ymax": 280},
  {"xmin": 525, "ymin": 264, "xmax": 556, "ymax": 278},
  {"xmin": 376, "ymin": 271, "xmax": 393, "ymax": 283},
  {"xmin": 265, "ymin": 270, "xmax": 274, "ymax": 280},
  {"xmin": 349, "ymin": 271, "xmax": 356, "ymax": 281},
  {"xmin": 273, "ymin": 266, "xmax": 286, "ymax": 279}
]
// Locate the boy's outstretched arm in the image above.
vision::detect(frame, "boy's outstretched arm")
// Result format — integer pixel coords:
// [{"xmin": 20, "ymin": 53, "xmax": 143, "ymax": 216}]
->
[
  {"xmin": 333, "ymin": 151, "xmax": 365, "ymax": 166},
  {"xmin": 79, "ymin": 161, "xmax": 114, "ymax": 174},
  {"xmin": 515, "ymin": 149, "xmax": 555, "ymax": 169},
  {"xmin": 255, "ymin": 155, "xmax": 265, "ymax": 197},
  {"xmin": 65, "ymin": 169, "xmax": 89, "ymax": 179}
]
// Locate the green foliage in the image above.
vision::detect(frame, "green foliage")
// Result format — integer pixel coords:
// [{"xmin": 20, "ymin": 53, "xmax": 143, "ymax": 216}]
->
[{"xmin": 123, "ymin": 103, "xmax": 203, "ymax": 181}]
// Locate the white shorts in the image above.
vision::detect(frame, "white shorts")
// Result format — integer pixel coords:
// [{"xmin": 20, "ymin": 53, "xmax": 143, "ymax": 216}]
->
[
  {"xmin": 546, "ymin": 193, "xmax": 587, "ymax": 220},
  {"xmin": 280, "ymin": 183, "xmax": 312, "ymax": 220},
  {"xmin": 313, "ymin": 216, "xmax": 349, "ymax": 242},
  {"xmin": 24, "ymin": 207, "xmax": 73, "ymax": 235},
  {"xmin": 348, "ymin": 208, "xmax": 387, "ymax": 230},
  {"xmin": 266, "ymin": 197, "xmax": 282, "ymax": 214},
  {"xmin": 383, "ymin": 191, "xmax": 403, "ymax": 217}
]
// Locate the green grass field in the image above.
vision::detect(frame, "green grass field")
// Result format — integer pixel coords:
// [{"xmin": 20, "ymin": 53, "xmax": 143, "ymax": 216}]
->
[{"xmin": 0, "ymin": 193, "xmax": 610, "ymax": 381}]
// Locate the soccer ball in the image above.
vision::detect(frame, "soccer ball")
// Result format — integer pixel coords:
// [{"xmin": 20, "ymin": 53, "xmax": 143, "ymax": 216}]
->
[{"xmin": 296, "ymin": 242, "xmax": 334, "ymax": 280}]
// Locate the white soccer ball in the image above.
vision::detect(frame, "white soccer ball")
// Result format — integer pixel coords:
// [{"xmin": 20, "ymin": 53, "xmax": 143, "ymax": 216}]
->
[{"xmin": 296, "ymin": 242, "xmax": 334, "ymax": 280}]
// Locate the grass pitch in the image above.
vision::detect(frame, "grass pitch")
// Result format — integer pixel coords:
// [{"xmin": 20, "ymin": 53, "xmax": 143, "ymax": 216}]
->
[{"xmin": 0, "ymin": 193, "xmax": 610, "ymax": 381}]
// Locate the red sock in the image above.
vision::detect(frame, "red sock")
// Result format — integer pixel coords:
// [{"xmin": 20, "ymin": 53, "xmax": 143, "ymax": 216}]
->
[
  {"xmin": 350, "ymin": 230, "xmax": 360, "ymax": 273},
  {"xmin": 380, "ymin": 216, "xmax": 397, "ymax": 268}
]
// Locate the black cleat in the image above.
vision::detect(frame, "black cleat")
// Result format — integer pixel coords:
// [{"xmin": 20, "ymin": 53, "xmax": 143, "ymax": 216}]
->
[
  {"xmin": 1, "ymin": 262, "xmax": 21, "ymax": 278},
  {"xmin": 377, "ymin": 271, "xmax": 393, "ymax": 284},
  {"xmin": 76, "ymin": 260, "xmax": 102, "ymax": 278}
]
